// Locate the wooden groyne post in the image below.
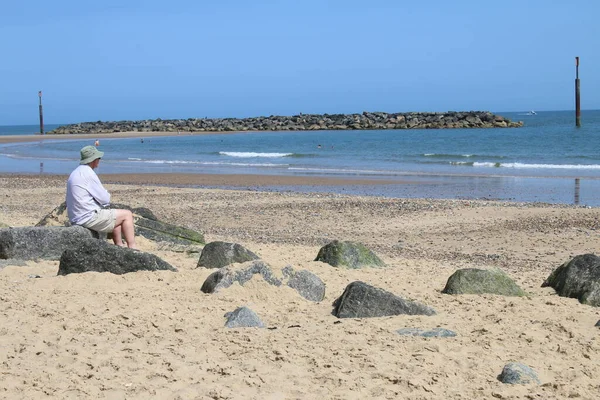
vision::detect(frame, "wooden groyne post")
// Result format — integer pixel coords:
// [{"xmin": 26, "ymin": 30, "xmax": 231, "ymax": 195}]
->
[
  {"xmin": 575, "ymin": 57, "xmax": 581, "ymax": 127},
  {"xmin": 38, "ymin": 90, "xmax": 44, "ymax": 135}
]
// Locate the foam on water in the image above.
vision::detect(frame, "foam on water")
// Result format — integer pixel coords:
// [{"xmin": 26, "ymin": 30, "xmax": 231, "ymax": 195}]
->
[
  {"xmin": 2, "ymin": 110, "xmax": 600, "ymax": 204},
  {"xmin": 219, "ymin": 151, "xmax": 293, "ymax": 158},
  {"xmin": 473, "ymin": 162, "xmax": 600, "ymax": 169}
]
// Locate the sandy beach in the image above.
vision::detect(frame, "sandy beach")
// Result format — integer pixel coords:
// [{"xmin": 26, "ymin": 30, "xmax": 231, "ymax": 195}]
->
[
  {"xmin": 0, "ymin": 131, "xmax": 220, "ymax": 145},
  {"xmin": 1, "ymin": 174, "xmax": 600, "ymax": 399}
]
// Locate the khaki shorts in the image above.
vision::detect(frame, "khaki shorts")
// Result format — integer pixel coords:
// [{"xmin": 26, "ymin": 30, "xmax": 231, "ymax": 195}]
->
[{"xmin": 81, "ymin": 209, "xmax": 116, "ymax": 233}]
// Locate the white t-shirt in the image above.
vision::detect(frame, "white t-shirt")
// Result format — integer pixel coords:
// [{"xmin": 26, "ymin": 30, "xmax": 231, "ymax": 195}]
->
[{"xmin": 66, "ymin": 165, "xmax": 111, "ymax": 225}]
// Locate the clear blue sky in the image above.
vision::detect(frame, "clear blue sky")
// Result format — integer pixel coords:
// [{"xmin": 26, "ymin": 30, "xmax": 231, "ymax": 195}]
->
[{"xmin": 1, "ymin": 0, "xmax": 599, "ymax": 125}]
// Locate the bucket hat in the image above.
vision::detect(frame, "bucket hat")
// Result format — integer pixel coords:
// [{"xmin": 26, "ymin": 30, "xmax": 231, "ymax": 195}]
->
[{"xmin": 79, "ymin": 145, "xmax": 104, "ymax": 165}]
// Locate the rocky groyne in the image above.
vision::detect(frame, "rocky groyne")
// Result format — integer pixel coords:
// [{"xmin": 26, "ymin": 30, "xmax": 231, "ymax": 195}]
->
[{"xmin": 49, "ymin": 111, "xmax": 522, "ymax": 134}]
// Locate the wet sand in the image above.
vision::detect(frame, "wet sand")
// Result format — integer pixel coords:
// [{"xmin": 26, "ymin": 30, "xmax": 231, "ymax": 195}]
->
[
  {"xmin": 0, "ymin": 131, "xmax": 224, "ymax": 144},
  {"xmin": 0, "ymin": 172, "xmax": 413, "ymax": 187}
]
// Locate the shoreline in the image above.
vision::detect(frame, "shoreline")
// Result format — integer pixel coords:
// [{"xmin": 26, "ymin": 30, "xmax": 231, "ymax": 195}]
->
[
  {"xmin": 2, "ymin": 132, "xmax": 598, "ymax": 206},
  {"xmin": 0, "ymin": 172, "xmax": 594, "ymax": 207},
  {"xmin": 0, "ymin": 172, "xmax": 415, "ymax": 187},
  {"xmin": 0, "ymin": 130, "xmax": 228, "ymax": 144}
]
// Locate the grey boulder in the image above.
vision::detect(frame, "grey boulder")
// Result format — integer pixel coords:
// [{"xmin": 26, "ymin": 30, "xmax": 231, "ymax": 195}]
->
[
  {"xmin": 498, "ymin": 362, "xmax": 540, "ymax": 385},
  {"xmin": 201, "ymin": 261, "xmax": 326, "ymax": 302},
  {"xmin": 315, "ymin": 240, "xmax": 385, "ymax": 269},
  {"xmin": 542, "ymin": 254, "xmax": 600, "ymax": 306},
  {"xmin": 442, "ymin": 268, "xmax": 526, "ymax": 297},
  {"xmin": 224, "ymin": 306, "xmax": 265, "ymax": 328},
  {"xmin": 201, "ymin": 260, "xmax": 281, "ymax": 293},
  {"xmin": 0, "ymin": 226, "xmax": 94, "ymax": 260},
  {"xmin": 333, "ymin": 281, "xmax": 436, "ymax": 318},
  {"xmin": 58, "ymin": 239, "xmax": 177, "ymax": 275},
  {"xmin": 197, "ymin": 241, "xmax": 259, "ymax": 269},
  {"xmin": 282, "ymin": 265, "xmax": 326, "ymax": 302}
]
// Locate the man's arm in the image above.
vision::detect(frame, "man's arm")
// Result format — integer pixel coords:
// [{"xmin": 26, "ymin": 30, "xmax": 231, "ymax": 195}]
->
[{"xmin": 88, "ymin": 173, "xmax": 111, "ymax": 206}]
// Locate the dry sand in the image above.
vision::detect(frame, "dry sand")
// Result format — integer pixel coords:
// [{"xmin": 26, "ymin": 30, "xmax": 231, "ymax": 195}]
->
[{"xmin": 1, "ymin": 174, "xmax": 599, "ymax": 399}]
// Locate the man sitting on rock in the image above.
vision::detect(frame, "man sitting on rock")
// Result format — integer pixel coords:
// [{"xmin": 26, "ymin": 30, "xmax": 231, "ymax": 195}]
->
[{"xmin": 66, "ymin": 145, "xmax": 137, "ymax": 249}]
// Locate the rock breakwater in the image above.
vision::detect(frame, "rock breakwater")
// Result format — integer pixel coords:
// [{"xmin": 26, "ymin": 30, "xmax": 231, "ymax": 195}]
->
[{"xmin": 49, "ymin": 111, "xmax": 522, "ymax": 134}]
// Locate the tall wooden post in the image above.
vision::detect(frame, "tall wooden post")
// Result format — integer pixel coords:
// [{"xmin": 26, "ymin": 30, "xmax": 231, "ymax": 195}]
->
[
  {"xmin": 38, "ymin": 91, "xmax": 44, "ymax": 135},
  {"xmin": 575, "ymin": 57, "xmax": 581, "ymax": 127}
]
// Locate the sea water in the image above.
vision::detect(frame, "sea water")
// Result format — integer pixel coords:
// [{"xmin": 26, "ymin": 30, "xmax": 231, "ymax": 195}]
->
[
  {"xmin": 0, "ymin": 124, "xmax": 62, "ymax": 136},
  {"xmin": 1, "ymin": 110, "xmax": 599, "ymax": 205}
]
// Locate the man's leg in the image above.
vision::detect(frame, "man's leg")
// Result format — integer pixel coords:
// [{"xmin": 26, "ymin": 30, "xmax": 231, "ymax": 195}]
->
[
  {"xmin": 113, "ymin": 209, "xmax": 137, "ymax": 249},
  {"xmin": 112, "ymin": 224, "xmax": 124, "ymax": 247}
]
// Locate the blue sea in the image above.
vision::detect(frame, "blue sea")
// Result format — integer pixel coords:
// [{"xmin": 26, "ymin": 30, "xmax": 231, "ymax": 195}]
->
[
  {"xmin": 0, "ymin": 124, "xmax": 63, "ymax": 136},
  {"xmin": 1, "ymin": 110, "xmax": 600, "ymax": 205}
]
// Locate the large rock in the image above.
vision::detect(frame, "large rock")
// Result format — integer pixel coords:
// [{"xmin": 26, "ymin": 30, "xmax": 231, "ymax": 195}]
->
[
  {"xmin": 201, "ymin": 260, "xmax": 281, "ymax": 293},
  {"xmin": 197, "ymin": 241, "xmax": 259, "ymax": 269},
  {"xmin": 36, "ymin": 202, "xmax": 204, "ymax": 246},
  {"xmin": 58, "ymin": 239, "xmax": 177, "ymax": 275},
  {"xmin": 542, "ymin": 254, "xmax": 600, "ymax": 306},
  {"xmin": 442, "ymin": 268, "xmax": 526, "ymax": 296},
  {"xmin": 133, "ymin": 215, "xmax": 205, "ymax": 246},
  {"xmin": 282, "ymin": 265, "xmax": 326, "ymax": 302},
  {"xmin": 315, "ymin": 240, "xmax": 385, "ymax": 269},
  {"xmin": 224, "ymin": 307, "xmax": 265, "ymax": 328},
  {"xmin": 498, "ymin": 362, "xmax": 540, "ymax": 385},
  {"xmin": 332, "ymin": 281, "xmax": 436, "ymax": 318},
  {"xmin": 0, "ymin": 230, "xmax": 16, "ymax": 260},
  {"xmin": 0, "ymin": 226, "xmax": 94, "ymax": 260},
  {"xmin": 201, "ymin": 261, "xmax": 326, "ymax": 302}
]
